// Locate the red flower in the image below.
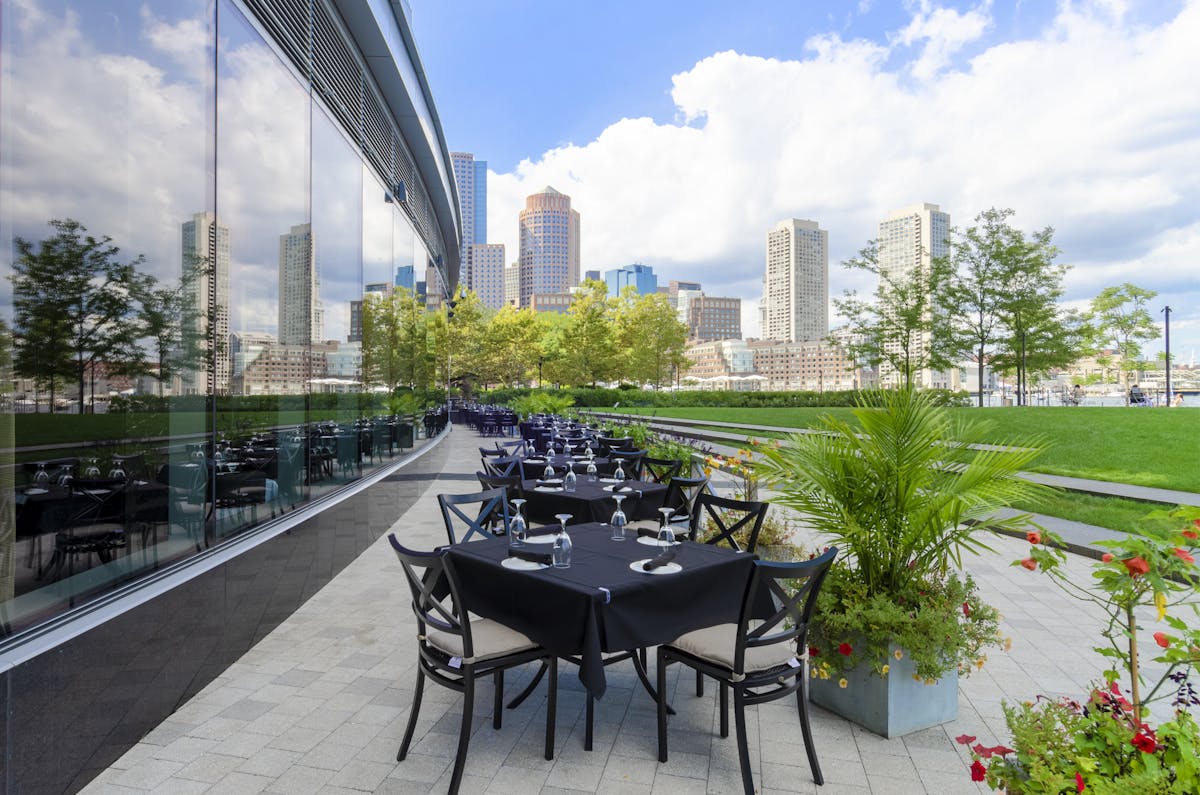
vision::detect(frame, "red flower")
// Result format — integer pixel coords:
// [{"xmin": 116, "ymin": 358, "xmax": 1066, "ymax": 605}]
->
[
  {"xmin": 1020, "ymin": 558, "xmax": 1037, "ymax": 571},
  {"xmin": 1076, "ymin": 771, "xmax": 1085, "ymax": 792},
  {"xmin": 1194, "ymin": 519, "xmax": 1200, "ymax": 528},
  {"xmin": 1101, "ymin": 553, "xmax": 1115, "ymax": 563},
  {"xmin": 990, "ymin": 745, "xmax": 1014, "ymax": 756},
  {"xmin": 1123, "ymin": 557, "xmax": 1150, "ymax": 577},
  {"xmin": 808, "ymin": 646, "xmax": 819, "ymax": 657},
  {"xmin": 1154, "ymin": 632, "xmax": 1170, "ymax": 649},
  {"xmin": 970, "ymin": 759, "xmax": 987, "ymax": 782},
  {"xmin": 1131, "ymin": 732, "xmax": 1157, "ymax": 753},
  {"xmin": 954, "ymin": 734, "xmax": 977, "ymax": 745},
  {"xmin": 837, "ymin": 642, "xmax": 853, "ymax": 656},
  {"xmin": 1174, "ymin": 547, "xmax": 1195, "ymax": 565},
  {"xmin": 1183, "ymin": 529, "xmax": 1198, "ymax": 540},
  {"xmin": 1026, "ymin": 530, "xmax": 1041, "ymax": 545},
  {"xmin": 972, "ymin": 743, "xmax": 991, "ymax": 758},
  {"xmin": 962, "ymin": 601, "xmax": 971, "ymax": 617}
]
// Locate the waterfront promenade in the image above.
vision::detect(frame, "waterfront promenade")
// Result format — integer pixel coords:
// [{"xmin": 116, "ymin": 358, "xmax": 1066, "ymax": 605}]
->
[{"xmin": 83, "ymin": 425, "xmax": 1179, "ymax": 794}]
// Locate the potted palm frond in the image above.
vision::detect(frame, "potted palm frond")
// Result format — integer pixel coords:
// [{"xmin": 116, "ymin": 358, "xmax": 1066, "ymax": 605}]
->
[{"xmin": 755, "ymin": 388, "xmax": 1051, "ymax": 737}]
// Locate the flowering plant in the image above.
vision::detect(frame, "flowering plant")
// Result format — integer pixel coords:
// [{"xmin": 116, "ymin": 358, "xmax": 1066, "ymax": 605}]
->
[{"xmin": 962, "ymin": 509, "xmax": 1200, "ymax": 793}]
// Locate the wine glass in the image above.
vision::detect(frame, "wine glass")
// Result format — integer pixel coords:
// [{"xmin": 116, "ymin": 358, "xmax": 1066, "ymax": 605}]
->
[
  {"xmin": 610, "ymin": 496, "xmax": 627, "ymax": 541},
  {"xmin": 585, "ymin": 459, "xmax": 598, "ymax": 483},
  {"xmin": 509, "ymin": 499, "xmax": 527, "ymax": 547},
  {"xmin": 108, "ymin": 462, "xmax": 127, "ymax": 481},
  {"xmin": 56, "ymin": 464, "xmax": 74, "ymax": 487},
  {"xmin": 658, "ymin": 507, "xmax": 679, "ymax": 543},
  {"xmin": 657, "ymin": 518, "xmax": 677, "ymax": 547},
  {"xmin": 613, "ymin": 461, "xmax": 626, "ymax": 482},
  {"xmin": 33, "ymin": 463, "xmax": 50, "ymax": 487},
  {"xmin": 543, "ymin": 462, "xmax": 555, "ymax": 480},
  {"xmin": 552, "ymin": 514, "xmax": 573, "ymax": 568},
  {"xmin": 83, "ymin": 457, "xmax": 101, "ymax": 478}
]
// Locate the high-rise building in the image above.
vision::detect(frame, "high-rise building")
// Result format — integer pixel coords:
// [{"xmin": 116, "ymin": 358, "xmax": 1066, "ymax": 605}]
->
[
  {"xmin": 688, "ymin": 295, "xmax": 742, "ymax": 341},
  {"xmin": 504, "ymin": 263, "xmax": 520, "ymax": 307},
  {"xmin": 181, "ymin": 211, "xmax": 231, "ymax": 394},
  {"xmin": 761, "ymin": 219, "xmax": 828, "ymax": 343},
  {"xmin": 450, "ymin": 152, "xmax": 487, "ymax": 290},
  {"xmin": 348, "ymin": 282, "xmax": 390, "ymax": 343},
  {"xmin": 584, "ymin": 270, "xmax": 601, "ymax": 282},
  {"xmin": 278, "ymin": 223, "xmax": 324, "ymax": 345},
  {"xmin": 394, "ymin": 264, "xmax": 414, "ymax": 291},
  {"xmin": 877, "ymin": 203, "xmax": 951, "ymax": 388},
  {"xmin": 471, "ymin": 243, "xmax": 506, "ymax": 309},
  {"xmin": 669, "ymin": 280, "xmax": 702, "ymax": 309},
  {"xmin": 604, "ymin": 263, "xmax": 657, "ymax": 296},
  {"xmin": 518, "ymin": 186, "xmax": 580, "ymax": 307}
]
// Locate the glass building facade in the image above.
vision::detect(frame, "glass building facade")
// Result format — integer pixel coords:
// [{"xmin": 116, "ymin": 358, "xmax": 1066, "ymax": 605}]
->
[{"xmin": 0, "ymin": 1, "xmax": 460, "ymax": 789}]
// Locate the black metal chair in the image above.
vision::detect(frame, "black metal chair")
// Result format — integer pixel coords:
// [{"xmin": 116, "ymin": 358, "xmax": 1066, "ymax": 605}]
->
[
  {"xmin": 483, "ymin": 455, "xmax": 521, "ymax": 478},
  {"xmin": 608, "ymin": 449, "xmax": 647, "ymax": 481},
  {"xmin": 642, "ymin": 457, "xmax": 684, "ymax": 484},
  {"xmin": 657, "ymin": 547, "xmax": 839, "ymax": 794},
  {"xmin": 632, "ymin": 475, "xmax": 710, "ymax": 533},
  {"xmin": 44, "ymin": 477, "xmax": 129, "ymax": 583},
  {"xmin": 437, "ymin": 488, "xmax": 511, "ymax": 544},
  {"xmin": 475, "ymin": 472, "xmax": 523, "ymax": 505},
  {"xmin": 388, "ymin": 535, "xmax": 557, "ymax": 794},
  {"xmin": 691, "ymin": 493, "xmax": 770, "ymax": 553}
]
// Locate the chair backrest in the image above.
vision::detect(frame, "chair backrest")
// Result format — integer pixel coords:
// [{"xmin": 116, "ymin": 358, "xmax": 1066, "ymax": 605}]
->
[
  {"xmin": 642, "ymin": 457, "xmax": 683, "ymax": 484},
  {"xmin": 437, "ymin": 488, "xmax": 511, "ymax": 544},
  {"xmin": 661, "ymin": 476, "xmax": 710, "ymax": 528},
  {"xmin": 608, "ymin": 449, "xmax": 647, "ymax": 480},
  {"xmin": 479, "ymin": 446, "xmax": 506, "ymax": 458},
  {"xmin": 475, "ymin": 471, "xmax": 522, "ymax": 502},
  {"xmin": 734, "ymin": 547, "xmax": 838, "ymax": 675},
  {"xmin": 597, "ymin": 436, "xmax": 634, "ymax": 455},
  {"xmin": 483, "ymin": 455, "xmax": 520, "ymax": 477},
  {"xmin": 67, "ymin": 477, "xmax": 129, "ymax": 525},
  {"xmin": 387, "ymin": 535, "xmax": 476, "ymax": 660},
  {"xmin": 692, "ymin": 492, "xmax": 769, "ymax": 553}
]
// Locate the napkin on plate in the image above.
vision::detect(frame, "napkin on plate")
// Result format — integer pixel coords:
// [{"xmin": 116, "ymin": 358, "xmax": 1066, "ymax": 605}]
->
[
  {"xmin": 508, "ymin": 548, "xmax": 553, "ymax": 566},
  {"xmin": 642, "ymin": 548, "xmax": 678, "ymax": 571}
]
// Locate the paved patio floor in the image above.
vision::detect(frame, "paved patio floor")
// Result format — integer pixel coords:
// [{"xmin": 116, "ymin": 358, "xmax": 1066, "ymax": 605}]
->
[{"xmin": 83, "ymin": 425, "xmax": 1154, "ymax": 794}]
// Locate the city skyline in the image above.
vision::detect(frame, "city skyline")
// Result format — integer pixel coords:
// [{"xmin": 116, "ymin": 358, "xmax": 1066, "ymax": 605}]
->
[{"xmin": 420, "ymin": 0, "xmax": 1200, "ymax": 358}]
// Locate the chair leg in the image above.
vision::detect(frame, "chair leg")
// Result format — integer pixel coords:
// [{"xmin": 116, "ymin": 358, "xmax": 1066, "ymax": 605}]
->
[
  {"xmin": 584, "ymin": 694, "xmax": 594, "ymax": 751},
  {"xmin": 506, "ymin": 661, "xmax": 547, "ymax": 709},
  {"xmin": 398, "ymin": 669, "xmax": 425, "ymax": 762},
  {"xmin": 696, "ymin": 669, "xmax": 705, "ymax": 697},
  {"xmin": 493, "ymin": 669, "xmax": 504, "ymax": 729},
  {"xmin": 798, "ymin": 670, "xmax": 824, "ymax": 785},
  {"xmin": 719, "ymin": 682, "xmax": 729, "ymax": 738},
  {"xmin": 733, "ymin": 688, "xmax": 755, "ymax": 795},
  {"xmin": 450, "ymin": 671, "xmax": 474, "ymax": 795},
  {"xmin": 656, "ymin": 650, "xmax": 669, "ymax": 763},
  {"xmin": 544, "ymin": 657, "xmax": 558, "ymax": 761}
]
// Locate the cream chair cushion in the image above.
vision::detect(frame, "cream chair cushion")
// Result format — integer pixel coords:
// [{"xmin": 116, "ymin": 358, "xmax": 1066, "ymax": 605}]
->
[
  {"xmin": 427, "ymin": 618, "xmax": 537, "ymax": 663},
  {"xmin": 669, "ymin": 621, "xmax": 799, "ymax": 674}
]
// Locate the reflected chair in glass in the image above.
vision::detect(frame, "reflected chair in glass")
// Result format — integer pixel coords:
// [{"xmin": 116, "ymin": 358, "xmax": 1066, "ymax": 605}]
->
[
  {"xmin": 437, "ymin": 488, "xmax": 511, "ymax": 545},
  {"xmin": 657, "ymin": 547, "xmax": 838, "ymax": 793},
  {"xmin": 388, "ymin": 535, "xmax": 557, "ymax": 795},
  {"xmin": 642, "ymin": 457, "xmax": 683, "ymax": 484},
  {"xmin": 109, "ymin": 452, "xmax": 146, "ymax": 481},
  {"xmin": 336, "ymin": 433, "xmax": 360, "ymax": 480},
  {"xmin": 44, "ymin": 477, "xmax": 129, "ymax": 584}
]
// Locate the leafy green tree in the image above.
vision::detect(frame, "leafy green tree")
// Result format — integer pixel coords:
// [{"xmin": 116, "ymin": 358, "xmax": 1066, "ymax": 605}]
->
[
  {"xmin": 135, "ymin": 256, "xmax": 207, "ymax": 397},
  {"xmin": 478, "ymin": 306, "xmax": 543, "ymax": 387},
  {"xmin": 1087, "ymin": 283, "xmax": 1159, "ymax": 400},
  {"xmin": 556, "ymin": 280, "xmax": 619, "ymax": 387},
  {"xmin": 613, "ymin": 288, "xmax": 690, "ymax": 388},
  {"xmin": 11, "ymin": 219, "xmax": 147, "ymax": 413},
  {"xmin": 443, "ymin": 289, "xmax": 488, "ymax": 392},
  {"xmin": 361, "ymin": 287, "xmax": 432, "ymax": 391},
  {"xmin": 834, "ymin": 240, "xmax": 956, "ymax": 390}
]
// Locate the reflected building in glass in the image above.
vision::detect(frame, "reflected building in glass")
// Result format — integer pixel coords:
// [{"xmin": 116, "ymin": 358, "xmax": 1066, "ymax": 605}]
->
[{"xmin": 0, "ymin": 1, "xmax": 462, "ymax": 790}]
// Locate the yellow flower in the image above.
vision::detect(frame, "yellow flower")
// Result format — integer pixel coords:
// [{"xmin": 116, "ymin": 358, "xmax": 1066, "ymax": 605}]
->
[
  {"xmin": 912, "ymin": 674, "xmax": 921, "ymax": 681},
  {"xmin": 1156, "ymin": 591, "xmax": 1168, "ymax": 622},
  {"xmin": 924, "ymin": 678, "xmax": 936, "ymax": 685},
  {"xmin": 881, "ymin": 665, "xmax": 890, "ymax": 676},
  {"xmin": 838, "ymin": 678, "xmax": 848, "ymax": 689},
  {"xmin": 976, "ymin": 657, "xmax": 986, "ymax": 670},
  {"xmin": 893, "ymin": 649, "xmax": 903, "ymax": 660},
  {"xmin": 1003, "ymin": 637, "xmax": 1013, "ymax": 652},
  {"xmin": 703, "ymin": 467, "xmax": 712, "ymax": 477}
]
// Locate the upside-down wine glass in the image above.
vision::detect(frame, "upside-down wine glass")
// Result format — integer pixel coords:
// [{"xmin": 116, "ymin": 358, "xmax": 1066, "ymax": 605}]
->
[
  {"xmin": 553, "ymin": 513, "xmax": 573, "ymax": 567},
  {"xmin": 610, "ymin": 496, "xmax": 627, "ymax": 541},
  {"xmin": 509, "ymin": 499, "xmax": 527, "ymax": 547}
]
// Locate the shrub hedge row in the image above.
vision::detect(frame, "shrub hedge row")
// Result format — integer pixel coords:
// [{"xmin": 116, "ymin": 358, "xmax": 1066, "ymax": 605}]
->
[{"xmin": 477, "ymin": 387, "xmax": 969, "ymax": 409}]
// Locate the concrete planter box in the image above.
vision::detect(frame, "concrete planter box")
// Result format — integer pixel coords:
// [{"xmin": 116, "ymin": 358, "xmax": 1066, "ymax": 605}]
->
[{"xmin": 809, "ymin": 649, "xmax": 958, "ymax": 738}]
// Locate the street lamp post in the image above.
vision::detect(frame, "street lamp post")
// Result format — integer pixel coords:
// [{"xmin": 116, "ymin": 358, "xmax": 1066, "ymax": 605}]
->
[{"xmin": 1162, "ymin": 306, "xmax": 1172, "ymax": 406}]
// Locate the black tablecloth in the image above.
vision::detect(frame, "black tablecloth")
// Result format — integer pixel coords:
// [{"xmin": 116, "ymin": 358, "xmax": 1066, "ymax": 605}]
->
[
  {"xmin": 445, "ymin": 524, "xmax": 755, "ymax": 698},
  {"xmin": 519, "ymin": 479, "xmax": 667, "ymax": 525}
]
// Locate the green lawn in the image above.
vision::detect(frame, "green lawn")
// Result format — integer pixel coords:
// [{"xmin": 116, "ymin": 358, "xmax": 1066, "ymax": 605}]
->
[{"xmin": 611, "ymin": 406, "xmax": 1200, "ymax": 494}]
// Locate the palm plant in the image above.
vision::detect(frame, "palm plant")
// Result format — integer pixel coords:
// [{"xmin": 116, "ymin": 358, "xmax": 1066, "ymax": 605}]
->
[{"xmin": 757, "ymin": 387, "xmax": 1050, "ymax": 595}]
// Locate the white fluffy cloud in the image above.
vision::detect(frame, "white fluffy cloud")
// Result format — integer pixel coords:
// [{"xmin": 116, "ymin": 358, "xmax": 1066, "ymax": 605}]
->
[{"xmin": 485, "ymin": 1, "xmax": 1200, "ymax": 354}]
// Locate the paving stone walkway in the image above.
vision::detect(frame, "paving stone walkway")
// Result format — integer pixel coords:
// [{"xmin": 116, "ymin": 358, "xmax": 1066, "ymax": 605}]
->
[{"xmin": 83, "ymin": 425, "xmax": 1175, "ymax": 794}]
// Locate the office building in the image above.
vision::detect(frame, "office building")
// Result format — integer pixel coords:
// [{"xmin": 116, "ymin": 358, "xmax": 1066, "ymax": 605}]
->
[
  {"xmin": 278, "ymin": 223, "xmax": 324, "ymax": 345},
  {"xmin": 181, "ymin": 212, "xmax": 231, "ymax": 395},
  {"xmin": 604, "ymin": 263, "xmax": 657, "ymax": 296},
  {"xmin": 518, "ymin": 186, "xmax": 580, "ymax": 306},
  {"xmin": 584, "ymin": 269, "xmax": 601, "ymax": 282},
  {"xmin": 688, "ymin": 295, "xmax": 742, "ymax": 341},
  {"xmin": 348, "ymin": 282, "xmax": 390, "ymax": 342},
  {"xmin": 395, "ymin": 264, "xmax": 414, "ymax": 291},
  {"xmin": 471, "ymin": 243, "xmax": 506, "ymax": 309},
  {"xmin": 505, "ymin": 263, "xmax": 520, "ymax": 306},
  {"xmin": 762, "ymin": 219, "xmax": 828, "ymax": 343},
  {"xmin": 877, "ymin": 203, "xmax": 951, "ymax": 388},
  {"xmin": 450, "ymin": 151, "xmax": 487, "ymax": 290},
  {"xmin": 669, "ymin": 279, "xmax": 702, "ymax": 308}
]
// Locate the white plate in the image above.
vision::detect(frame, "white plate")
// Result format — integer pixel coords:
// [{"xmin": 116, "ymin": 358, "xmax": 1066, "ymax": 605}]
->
[
  {"xmin": 502, "ymin": 557, "xmax": 548, "ymax": 571},
  {"xmin": 25, "ymin": 488, "xmax": 48, "ymax": 495},
  {"xmin": 630, "ymin": 559, "xmax": 682, "ymax": 575},
  {"xmin": 534, "ymin": 486, "xmax": 562, "ymax": 492},
  {"xmin": 525, "ymin": 458, "xmax": 546, "ymax": 464},
  {"xmin": 599, "ymin": 477, "xmax": 622, "ymax": 484},
  {"xmin": 536, "ymin": 478, "xmax": 563, "ymax": 485},
  {"xmin": 524, "ymin": 534, "xmax": 557, "ymax": 544},
  {"xmin": 637, "ymin": 536, "xmax": 679, "ymax": 547}
]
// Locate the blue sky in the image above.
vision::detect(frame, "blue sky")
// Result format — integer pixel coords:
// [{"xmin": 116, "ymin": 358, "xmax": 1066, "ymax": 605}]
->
[{"xmin": 414, "ymin": 0, "xmax": 1200, "ymax": 363}]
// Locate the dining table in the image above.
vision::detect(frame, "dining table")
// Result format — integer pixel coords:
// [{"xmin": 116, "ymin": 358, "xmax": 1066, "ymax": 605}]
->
[
  {"xmin": 518, "ymin": 477, "xmax": 668, "ymax": 526},
  {"xmin": 444, "ymin": 523, "xmax": 758, "ymax": 698}
]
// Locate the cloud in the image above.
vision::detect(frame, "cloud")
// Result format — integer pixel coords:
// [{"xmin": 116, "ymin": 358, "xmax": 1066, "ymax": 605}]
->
[{"xmin": 485, "ymin": 1, "xmax": 1200, "ymax": 350}]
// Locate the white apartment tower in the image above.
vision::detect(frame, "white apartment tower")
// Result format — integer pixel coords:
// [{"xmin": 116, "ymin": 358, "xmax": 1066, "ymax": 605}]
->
[
  {"xmin": 471, "ymin": 243, "xmax": 506, "ymax": 309},
  {"xmin": 876, "ymin": 203, "xmax": 951, "ymax": 389},
  {"xmin": 518, "ymin": 186, "xmax": 580, "ymax": 307},
  {"xmin": 761, "ymin": 219, "xmax": 828, "ymax": 343},
  {"xmin": 278, "ymin": 223, "xmax": 324, "ymax": 345},
  {"xmin": 181, "ymin": 211, "xmax": 231, "ymax": 394}
]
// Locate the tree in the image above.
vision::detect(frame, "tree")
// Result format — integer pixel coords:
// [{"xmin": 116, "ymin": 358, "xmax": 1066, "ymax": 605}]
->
[
  {"xmin": 135, "ymin": 257, "xmax": 207, "ymax": 397},
  {"xmin": 11, "ymin": 219, "xmax": 147, "ymax": 413},
  {"xmin": 556, "ymin": 280, "xmax": 619, "ymax": 387},
  {"xmin": 613, "ymin": 288, "xmax": 690, "ymax": 388},
  {"xmin": 834, "ymin": 240, "xmax": 956, "ymax": 390},
  {"xmin": 361, "ymin": 287, "xmax": 433, "ymax": 391},
  {"xmin": 942, "ymin": 208, "xmax": 1075, "ymax": 406},
  {"xmin": 1088, "ymin": 283, "xmax": 1159, "ymax": 401},
  {"xmin": 443, "ymin": 289, "xmax": 488, "ymax": 392},
  {"xmin": 478, "ymin": 306, "xmax": 543, "ymax": 387}
]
